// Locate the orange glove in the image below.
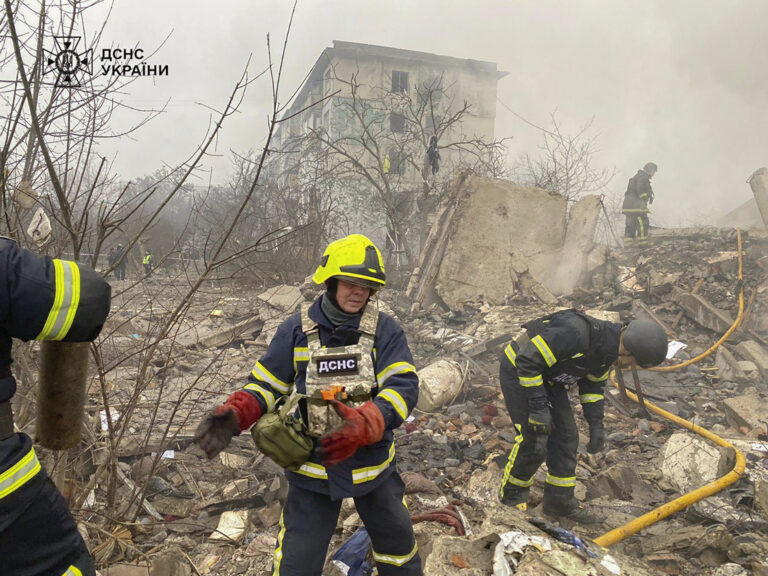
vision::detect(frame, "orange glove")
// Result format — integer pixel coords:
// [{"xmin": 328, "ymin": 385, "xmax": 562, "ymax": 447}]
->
[{"xmin": 318, "ymin": 400, "xmax": 385, "ymax": 466}]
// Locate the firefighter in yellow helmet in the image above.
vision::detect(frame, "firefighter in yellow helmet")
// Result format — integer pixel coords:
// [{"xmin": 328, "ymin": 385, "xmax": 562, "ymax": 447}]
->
[{"xmin": 196, "ymin": 234, "xmax": 422, "ymax": 575}]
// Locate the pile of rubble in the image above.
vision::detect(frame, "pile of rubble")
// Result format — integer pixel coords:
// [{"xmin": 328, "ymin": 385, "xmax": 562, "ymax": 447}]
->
[{"xmin": 48, "ymin": 189, "xmax": 767, "ymax": 575}]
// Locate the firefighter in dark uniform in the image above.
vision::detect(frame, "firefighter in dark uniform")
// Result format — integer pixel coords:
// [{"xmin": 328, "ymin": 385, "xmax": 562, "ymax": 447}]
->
[
  {"xmin": 498, "ymin": 310, "xmax": 667, "ymax": 521},
  {"xmin": 0, "ymin": 238, "xmax": 111, "ymax": 575},
  {"xmin": 622, "ymin": 162, "xmax": 657, "ymax": 242},
  {"xmin": 195, "ymin": 234, "xmax": 422, "ymax": 575}
]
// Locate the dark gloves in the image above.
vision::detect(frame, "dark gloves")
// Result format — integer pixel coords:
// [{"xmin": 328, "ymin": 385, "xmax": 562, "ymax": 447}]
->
[
  {"xmin": 527, "ymin": 395, "xmax": 552, "ymax": 435},
  {"xmin": 194, "ymin": 391, "xmax": 263, "ymax": 459},
  {"xmin": 587, "ymin": 423, "xmax": 605, "ymax": 453},
  {"xmin": 318, "ymin": 400, "xmax": 386, "ymax": 466},
  {"xmin": 194, "ymin": 406, "xmax": 240, "ymax": 459}
]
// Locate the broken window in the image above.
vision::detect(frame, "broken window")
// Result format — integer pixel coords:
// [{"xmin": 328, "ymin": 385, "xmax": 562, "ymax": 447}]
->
[
  {"xmin": 391, "ymin": 70, "xmax": 409, "ymax": 94},
  {"xmin": 324, "ymin": 67, "xmax": 333, "ymax": 95},
  {"xmin": 390, "ymin": 112, "xmax": 405, "ymax": 133}
]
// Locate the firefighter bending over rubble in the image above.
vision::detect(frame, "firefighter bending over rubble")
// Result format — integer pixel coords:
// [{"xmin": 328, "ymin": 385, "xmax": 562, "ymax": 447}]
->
[
  {"xmin": 195, "ymin": 234, "xmax": 422, "ymax": 575},
  {"xmin": 0, "ymin": 237, "xmax": 111, "ymax": 575},
  {"xmin": 498, "ymin": 309, "xmax": 668, "ymax": 522}
]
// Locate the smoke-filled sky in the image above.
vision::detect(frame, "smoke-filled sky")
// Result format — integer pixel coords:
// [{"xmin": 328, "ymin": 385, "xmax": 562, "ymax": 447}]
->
[{"xmin": 85, "ymin": 0, "xmax": 768, "ymax": 227}]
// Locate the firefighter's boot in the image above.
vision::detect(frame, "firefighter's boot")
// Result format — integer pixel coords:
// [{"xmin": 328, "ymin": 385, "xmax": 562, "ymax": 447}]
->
[
  {"xmin": 500, "ymin": 486, "xmax": 529, "ymax": 512},
  {"xmin": 542, "ymin": 487, "xmax": 600, "ymax": 524}
]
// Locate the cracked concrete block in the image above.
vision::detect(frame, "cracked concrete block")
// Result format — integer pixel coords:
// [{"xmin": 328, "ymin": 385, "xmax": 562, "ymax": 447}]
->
[
  {"xmin": 416, "ymin": 359, "xmax": 464, "ymax": 412},
  {"xmin": 661, "ymin": 432, "xmax": 727, "ymax": 492}
]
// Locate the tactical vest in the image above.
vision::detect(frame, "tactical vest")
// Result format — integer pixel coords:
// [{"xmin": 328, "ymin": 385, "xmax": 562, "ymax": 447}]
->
[{"xmin": 300, "ymin": 302, "xmax": 378, "ymax": 437}]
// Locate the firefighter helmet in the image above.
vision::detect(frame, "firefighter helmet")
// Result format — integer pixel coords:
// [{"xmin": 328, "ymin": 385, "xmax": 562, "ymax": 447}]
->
[
  {"xmin": 643, "ymin": 162, "xmax": 658, "ymax": 174},
  {"xmin": 312, "ymin": 234, "xmax": 386, "ymax": 289},
  {"xmin": 623, "ymin": 320, "xmax": 668, "ymax": 368}
]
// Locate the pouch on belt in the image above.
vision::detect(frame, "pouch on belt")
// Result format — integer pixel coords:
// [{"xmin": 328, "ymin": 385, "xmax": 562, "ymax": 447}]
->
[{"xmin": 251, "ymin": 393, "xmax": 313, "ymax": 470}]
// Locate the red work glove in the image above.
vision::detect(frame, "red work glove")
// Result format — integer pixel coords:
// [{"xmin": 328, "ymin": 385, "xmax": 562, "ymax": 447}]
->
[
  {"xmin": 318, "ymin": 400, "xmax": 386, "ymax": 466},
  {"xmin": 194, "ymin": 391, "xmax": 262, "ymax": 459}
]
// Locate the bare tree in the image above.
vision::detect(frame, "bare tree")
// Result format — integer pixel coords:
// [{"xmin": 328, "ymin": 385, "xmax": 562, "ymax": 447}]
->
[
  {"xmin": 515, "ymin": 113, "xmax": 614, "ymax": 203},
  {"xmin": 273, "ymin": 68, "xmax": 508, "ymax": 274}
]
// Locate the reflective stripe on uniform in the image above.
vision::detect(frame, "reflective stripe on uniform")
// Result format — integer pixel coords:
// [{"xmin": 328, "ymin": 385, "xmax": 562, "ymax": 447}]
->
[
  {"xmin": 372, "ymin": 541, "xmax": 419, "ymax": 566},
  {"xmin": 272, "ymin": 510, "xmax": 287, "ymax": 575},
  {"xmin": 587, "ymin": 369, "xmax": 611, "ymax": 382},
  {"xmin": 531, "ymin": 335, "xmax": 556, "ymax": 367},
  {"xmin": 292, "ymin": 347, "xmax": 309, "ymax": 372},
  {"xmin": 36, "ymin": 259, "xmax": 81, "ymax": 341},
  {"xmin": 637, "ymin": 216, "xmax": 645, "ymax": 238},
  {"xmin": 501, "ymin": 425, "xmax": 534, "ymax": 492},
  {"xmin": 62, "ymin": 566, "xmax": 83, "ymax": 576},
  {"xmin": 251, "ymin": 361, "xmax": 292, "ymax": 394},
  {"xmin": 378, "ymin": 388, "xmax": 408, "ymax": 420},
  {"xmin": 545, "ymin": 473, "xmax": 576, "ymax": 488},
  {"xmin": 294, "ymin": 461, "xmax": 328, "ymax": 480},
  {"xmin": 352, "ymin": 442, "xmax": 395, "ymax": 484},
  {"xmin": 0, "ymin": 447, "xmax": 41, "ymax": 499},
  {"xmin": 571, "ymin": 353, "xmax": 584, "ymax": 359},
  {"xmin": 580, "ymin": 394, "xmax": 604, "ymax": 404},
  {"xmin": 376, "ymin": 362, "xmax": 416, "ymax": 386},
  {"xmin": 244, "ymin": 382, "xmax": 276, "ymax": 411},
  {"xmin": 519, "ymin": 374, "xmax": 543, "ymax": 387},
  {"xmin": 504, "ymin": 344, "xmax": 517, "ymax": 366}
]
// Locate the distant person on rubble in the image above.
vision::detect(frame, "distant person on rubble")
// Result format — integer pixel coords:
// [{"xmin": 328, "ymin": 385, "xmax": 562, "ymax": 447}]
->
[
  {"xmin": 498, "ymin": 310, "xmax": 668, "ymax": 522},
  {"xmin": 622, "ymin": 162, "xmax": 657, "ymax": 243},
  {"xmin": 115, "ymin": 244, "xmax": 127, "ymax": 280},
  {"xmin": 426, "ymin": 135, "xmax": 440, "ymax": 175},
  {"xmin": 108, "ymin": 246, "xmax": 118, "ymax": 278},
  {"xmin": 142, "ymin": 249, "xmax": 153, "ymax": 279},
  {"xmin": 194, "ymin": 234, "xmax": 422, "ymax": 575}
]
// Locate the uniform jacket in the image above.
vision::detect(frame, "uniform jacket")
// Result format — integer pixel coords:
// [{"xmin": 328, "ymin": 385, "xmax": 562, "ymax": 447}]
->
[
  {"xmin": 0, "ymin": 238, "xmax": 111, "ymax": 530},
  {"xmin": 622, "ymin": 169, "xmax": 654, "ymax": 213},
  {"xmin": 503, "ymin": 309, "xmax": 622, "ymax": 425},
  {"xmin": 241, "ymin": 295, "xmax": 419, "ymax": 500}
]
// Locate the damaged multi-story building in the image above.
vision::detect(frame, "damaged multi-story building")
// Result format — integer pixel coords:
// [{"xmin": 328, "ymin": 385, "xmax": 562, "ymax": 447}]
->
[{"xmin": 266, "ymin": 40, "xmax": 507, "ymax": 270}]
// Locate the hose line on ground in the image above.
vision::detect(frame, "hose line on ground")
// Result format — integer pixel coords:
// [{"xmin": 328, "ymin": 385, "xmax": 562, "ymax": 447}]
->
[{"xmin": 594, "ymin": 229, "xmax": 747, "ymax": 548}]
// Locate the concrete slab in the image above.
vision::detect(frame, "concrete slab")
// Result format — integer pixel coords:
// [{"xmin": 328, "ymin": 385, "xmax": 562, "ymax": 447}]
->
[
  {"xmin": 722, "ymin": 391, "xmax": 768, "ymax": 432},
  {"xmin": 735, "ymin": 340, "xmax": 768, "ymax": 380},
  {"xmin": 675, "ymin": 292, "xmax": 734, "ymax": 333},
  {"xmin": 257, "ymin": 285, "xmax": 303, "ymax": 311}
]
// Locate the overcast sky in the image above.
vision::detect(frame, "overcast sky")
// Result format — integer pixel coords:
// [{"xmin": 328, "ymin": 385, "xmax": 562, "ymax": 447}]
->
[{"xmin": 84, "ymin": 0, "xmax": 768, "ymax": 227}]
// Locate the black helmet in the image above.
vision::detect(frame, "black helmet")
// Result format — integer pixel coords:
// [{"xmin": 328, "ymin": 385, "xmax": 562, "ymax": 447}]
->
[
  {"xmin": 643, "ymin": 162, "xmax": 658, "ymax": 173},
  {"xmin": 623, "ymin": 320, "xmax": 668, "ymax": 368}
]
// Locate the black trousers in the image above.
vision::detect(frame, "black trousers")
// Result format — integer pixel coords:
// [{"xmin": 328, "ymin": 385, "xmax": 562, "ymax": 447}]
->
[
  {"xmin": 0, "ymin": 469, "xmax": 95, "ymax": 576},
  {"xmin": 624, "ymin": 213, "xmax": 649, "ymax": 240},
  {"xmin": 498, "ymin": 356, "xmax": 579, "ymax": 498},
  {"xmin": 272, "ymin": 471, "xmax": 421, "ymax": 575}
]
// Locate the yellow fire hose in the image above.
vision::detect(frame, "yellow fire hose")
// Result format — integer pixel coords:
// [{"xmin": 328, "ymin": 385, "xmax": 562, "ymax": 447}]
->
[{"xmin": 594, "ymin": 229, "xmax": 747, "ymax": 547}]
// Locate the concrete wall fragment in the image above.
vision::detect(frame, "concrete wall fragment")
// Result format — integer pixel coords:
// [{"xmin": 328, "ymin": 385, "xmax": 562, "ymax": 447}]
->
[
  {"xmin": 429, "ymin": 175, "xmax": 567, "ymax": 308},
  {"xmin": 549, "ymin": 194, "xmax": 602, "ymax": 296},
  {"xmin": 748, "ymin": 167, "xmax": 768, "ymax": 227}
]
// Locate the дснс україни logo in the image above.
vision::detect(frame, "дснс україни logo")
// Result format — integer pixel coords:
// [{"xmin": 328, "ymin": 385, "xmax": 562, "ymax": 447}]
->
[{"xmin": 43, "ymin": 36, "xmax": 92, "ymax": 88}]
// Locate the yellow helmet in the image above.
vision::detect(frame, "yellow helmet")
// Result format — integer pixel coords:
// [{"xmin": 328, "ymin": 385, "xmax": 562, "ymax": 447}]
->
[{"xmin": 312, "ymin": 234, "xmax": 386, "ymax": 289}]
